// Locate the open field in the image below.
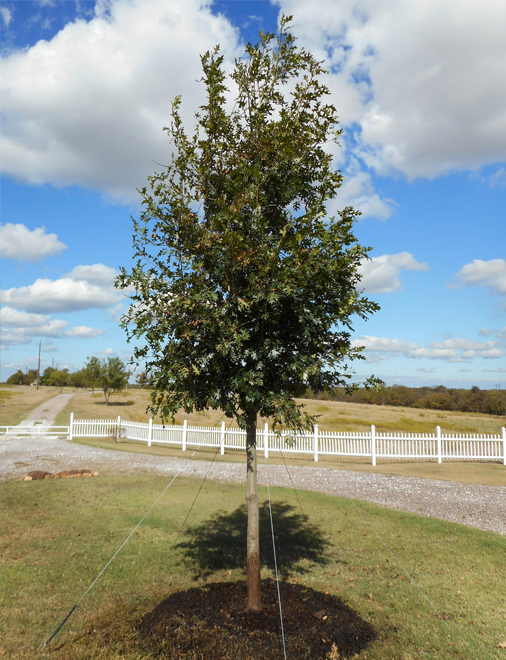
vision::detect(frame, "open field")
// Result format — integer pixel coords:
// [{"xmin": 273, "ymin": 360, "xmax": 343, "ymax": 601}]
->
[
  {"xmin": 0, "ymin": 385, "xmax": 65, "ymax": 426},
  {"xmin": 53, "ymin": 388, "xmax": 506, "ymax": 434},
  {"xmin": 1, "ymin": 475, "xmax": 504, "ymax": 659}
]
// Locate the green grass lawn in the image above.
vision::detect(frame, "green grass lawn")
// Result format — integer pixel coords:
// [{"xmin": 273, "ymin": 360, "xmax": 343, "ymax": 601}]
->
[{"xmin": 1, "ymin": 475, "xmax": 505, "ymax": 659}]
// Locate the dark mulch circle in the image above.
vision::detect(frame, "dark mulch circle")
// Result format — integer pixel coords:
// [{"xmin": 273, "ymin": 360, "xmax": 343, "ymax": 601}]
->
[{"xmin": 138, "ymin": 579, "xmax": 377, "ymax": 660}]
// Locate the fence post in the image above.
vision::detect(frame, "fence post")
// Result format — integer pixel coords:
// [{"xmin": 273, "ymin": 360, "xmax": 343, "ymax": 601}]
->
[
  {"xmin": 371, "ymin": 425, "xmax": 376, "ymax": 466},
  {"xmin": 437, "ymin": 426, "xmax": 442, "ymax": 464},
  {"xmin": 264, "ymin": 422, "xmax": 269, "ymax": 459},
  {"xmin": 116, "ymin": 415, "xmax": 121, "ymax": 443},
  {"xmin": 502, "ymin": 427, "xmax": 506, "ymax": 466},
  {"xmin": 313, "ymin": 424, "xmax": 319, "ymax": 462},
  {"xmin": 220, "ymin": 421, "xmax": 225, "ymax": 455},
  {"xmin": 148, "ymin": 418, "xmax": 152, "ymax": 447},
  {"xmin": 182, "ymin": 419, "xmax": 187, "ymax": 451},
  {"xmin": 69, "ymin": 412, "xmax": 74, "ymax": 440}
]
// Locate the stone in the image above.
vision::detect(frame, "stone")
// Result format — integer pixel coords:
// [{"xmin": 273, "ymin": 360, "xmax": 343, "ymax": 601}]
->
[{"xmin": 27, "ymin": 471, "xmax": 49, "ymax": 480}]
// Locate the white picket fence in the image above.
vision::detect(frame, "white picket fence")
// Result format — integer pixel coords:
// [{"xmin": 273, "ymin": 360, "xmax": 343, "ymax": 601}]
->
[
  {"xmin": 68, "ymin": 414, "xmax": 506, "ymax": 466},
  {"xmin": 0, "ymin": 425, "xmax": 69, "ymax": 437}
]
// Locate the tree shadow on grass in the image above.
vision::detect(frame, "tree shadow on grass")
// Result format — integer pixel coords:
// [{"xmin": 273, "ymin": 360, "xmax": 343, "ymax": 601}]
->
[{"xmin": 177, "ymin": 500, "xmax": 331, "ymax": 579}]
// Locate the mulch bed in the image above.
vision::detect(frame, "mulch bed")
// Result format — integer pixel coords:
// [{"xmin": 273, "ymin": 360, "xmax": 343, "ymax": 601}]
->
[{"xmin": 139, "ymin": 579, "xmax": 376, "ymax": 660}]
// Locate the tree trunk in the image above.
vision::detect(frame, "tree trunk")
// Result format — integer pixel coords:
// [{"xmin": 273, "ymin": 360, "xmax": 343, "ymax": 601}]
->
[{"xmin": 246, "ymin": 415, "xmax": 262, "ymax": 612}]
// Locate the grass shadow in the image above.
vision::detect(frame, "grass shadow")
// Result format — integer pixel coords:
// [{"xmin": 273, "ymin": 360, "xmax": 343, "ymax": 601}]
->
[
  {"xmin": 177, "ymin": 500, "xmax": 331, "ymax": 578},
  {"xmin": 94, "ymin": 400, "xmax": 135, "ymax": 406}
]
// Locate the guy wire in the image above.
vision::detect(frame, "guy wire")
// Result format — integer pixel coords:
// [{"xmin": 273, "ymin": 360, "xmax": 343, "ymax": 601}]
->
[
  {"xmin": 263, "ymin": 453, "xmax": 287, "ymax": 660},
  {"xmin": 39, "ymin": 414, "xmax": 228, "ymax": 654},
  {"xmin": 275, "ymin": 443, "xmax": 450, "ymax": 634}
]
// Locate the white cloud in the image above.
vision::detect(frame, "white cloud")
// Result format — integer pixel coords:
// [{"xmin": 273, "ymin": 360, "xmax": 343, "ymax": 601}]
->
[
  {"xmin": 93, "ymin": 348, "xmax": 117, "ymax": 355},
  {"xmin": 358, "ymin": 252, "xmax": 428, "ymax": 293},
  {"xmin": 481, "ymin": 167, "xmax": 506, "ymax": 188},
  {"xmin": 277, "ymin": 0, "xmax": 506, "ymax": 178},
  {"xmin": 0, "ymin": 331, "xmax": 32, "ymax": 346},
  {"xmin": 353, "ymin": 335, "xmax": 505, "ymax": 362},
  {"xmin": 1, "ymin": 306, "xmax": 51, "ymax": 327},
  {"xmin": 1, "ymin": 277, "xmax": 119, "ymax": 313},
  {"xmin": 0, "ymin": 223, "xmax": 67, "ymax": 261},
  {"xmin": 0, "ymin": 0, "xmax": 241, "ymax": 200},
  {"xmin": 64, "ymin": 263, "xmax": 117, "ymax": 285},
  {"xmin": 64, "ymin": 326, "xmax": 104, "ymax": 338},
  {"xmin": 0, "ymin": 306, "xmax": 69, "ymax": 338},
  {"xmin": 454, "ymin": 259, "xmax": 506, "ymax": 295},
  {"xmin": 0, "ymin": 7, "xmax": 12, "ymax": 28},
  {"xmin": 0, "ymin": 311, "xmax": 69, "ymax": 344},
  {"xmin": 41, "ymin": 341, "xmax": 58, "ymax": 352},
  {"xmin": 0, "ymin": 262, "xmax": 122, "ymax": 313},
  {"xmin": 481, "ymin": 348, "xmax": 505, "ymax": 359},
  {"xmin": 332, "ymin": 159, "xmax": 395, "ymax": 220}
]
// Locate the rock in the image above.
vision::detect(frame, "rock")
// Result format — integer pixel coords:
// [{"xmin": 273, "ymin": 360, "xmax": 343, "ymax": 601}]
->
[
  {"xmin": 27, "ymin": 471, "xmax": 50, "ymax": 480},
  {"xmin": 44, "ymin": 474, "xmax": 54, "ymax": 479},
  {"xmin": 24, "ymin": 476, "xmax": 32, "ymax": 481}
]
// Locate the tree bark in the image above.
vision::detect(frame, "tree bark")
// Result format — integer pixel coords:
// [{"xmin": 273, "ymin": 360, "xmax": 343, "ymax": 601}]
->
[{"xmin": 246, "ymin": 414, "xmax": 262, "ymax": 612}]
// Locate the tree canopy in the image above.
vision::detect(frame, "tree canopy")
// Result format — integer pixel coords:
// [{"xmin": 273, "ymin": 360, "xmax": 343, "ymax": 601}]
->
[
  {"xmin": 83, "ymin": 356, "xmax": 129, "ymax": 404},
  {"xmin": 117, "ymin": 18, "xmax": 379, "ymax": 432}
]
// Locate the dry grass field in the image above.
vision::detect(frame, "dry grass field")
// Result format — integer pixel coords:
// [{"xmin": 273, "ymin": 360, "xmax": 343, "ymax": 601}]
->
[
  {"xmin": 0, "ymin": 385, "xmax": 67, "ymax": 426},
  {"xmin": 53, "ymin": 387, "xmax": 506, "ymax": 435}
]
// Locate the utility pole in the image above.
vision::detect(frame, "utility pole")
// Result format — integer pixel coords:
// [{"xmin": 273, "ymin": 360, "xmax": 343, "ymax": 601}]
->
[{"xmin": 36, "ymin": 341, "xmax": 41, "ymax": 390}]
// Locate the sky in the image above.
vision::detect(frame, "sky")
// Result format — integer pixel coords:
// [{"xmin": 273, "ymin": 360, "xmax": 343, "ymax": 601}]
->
[{"xmin": 0, "ymin": 0, "xmax": 505, "ymax": 389}]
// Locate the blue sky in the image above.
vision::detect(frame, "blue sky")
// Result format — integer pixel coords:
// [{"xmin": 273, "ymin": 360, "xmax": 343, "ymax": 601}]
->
[{"xmin": 1, "ymin": 0, "xmax": 505, "ymax": 388}]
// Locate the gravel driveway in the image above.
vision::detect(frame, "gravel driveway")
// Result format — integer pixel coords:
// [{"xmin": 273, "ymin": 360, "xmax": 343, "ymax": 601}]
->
[{"xmin": 2, "ymin": 394, "xmax": 505, "ymax": 536}]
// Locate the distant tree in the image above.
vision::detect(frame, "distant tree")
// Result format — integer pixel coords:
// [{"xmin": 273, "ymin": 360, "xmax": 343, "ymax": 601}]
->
[
  {"xmin": 51, "ymin": 369, "xmax": 69, "ymax": 391},
  {"xmin": 68, "ymin": 369, "xmax": 89, "ymax": 389},
  {"xmin": 40, "ymin": 367, "xmax": 55, "ymax": 386},
  {"xmin": 6, "ymin": 370, "xmax": 25, "ymax": 385},
  {"xmin": 87, "ymin": 357, "xmax": 129, "ymax": 404},
  {"xmin": 25, "ymin": 369, "xmax": 39, "ymax": 385},
  {"xmin": 136, "ymin": 371, "xmax": 153, "ymax": 389},
  {"xmin": 117, "ymin": 19, "xmax": 379, "ymax": 610},
  {"xmin": 40, "ymin": 367, "xmax": 68, "ymax": 389},
  {"xmin": 84, "ymin": 356, "xmax": 103, "ymax": 393}
]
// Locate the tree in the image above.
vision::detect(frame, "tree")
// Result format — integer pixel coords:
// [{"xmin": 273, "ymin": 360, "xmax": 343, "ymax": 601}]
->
[
  {"xmin": 99, "ymin": 357, "xmax": 129, "ymax": 404},
  {"xmin": 136, "ymin": 371, "xmax": 153, "ymax": 389},
  {"xmin": 40, "ymin": 367, "xmax": 69, "ymax": 389},
  {"xmin": 6, "ymin": 370, "xmax": 25, "ymax": 385},
  {"xmin": 68, "ymin": 368, "xmax": 89, "ymax": 389},
  {"xmin": 83, "ymin": 356, "xmax": 103, "ymax": 393},
  {"xmin": 117, "ymin": 18, "xmax": 379, "ymax": 612}
]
